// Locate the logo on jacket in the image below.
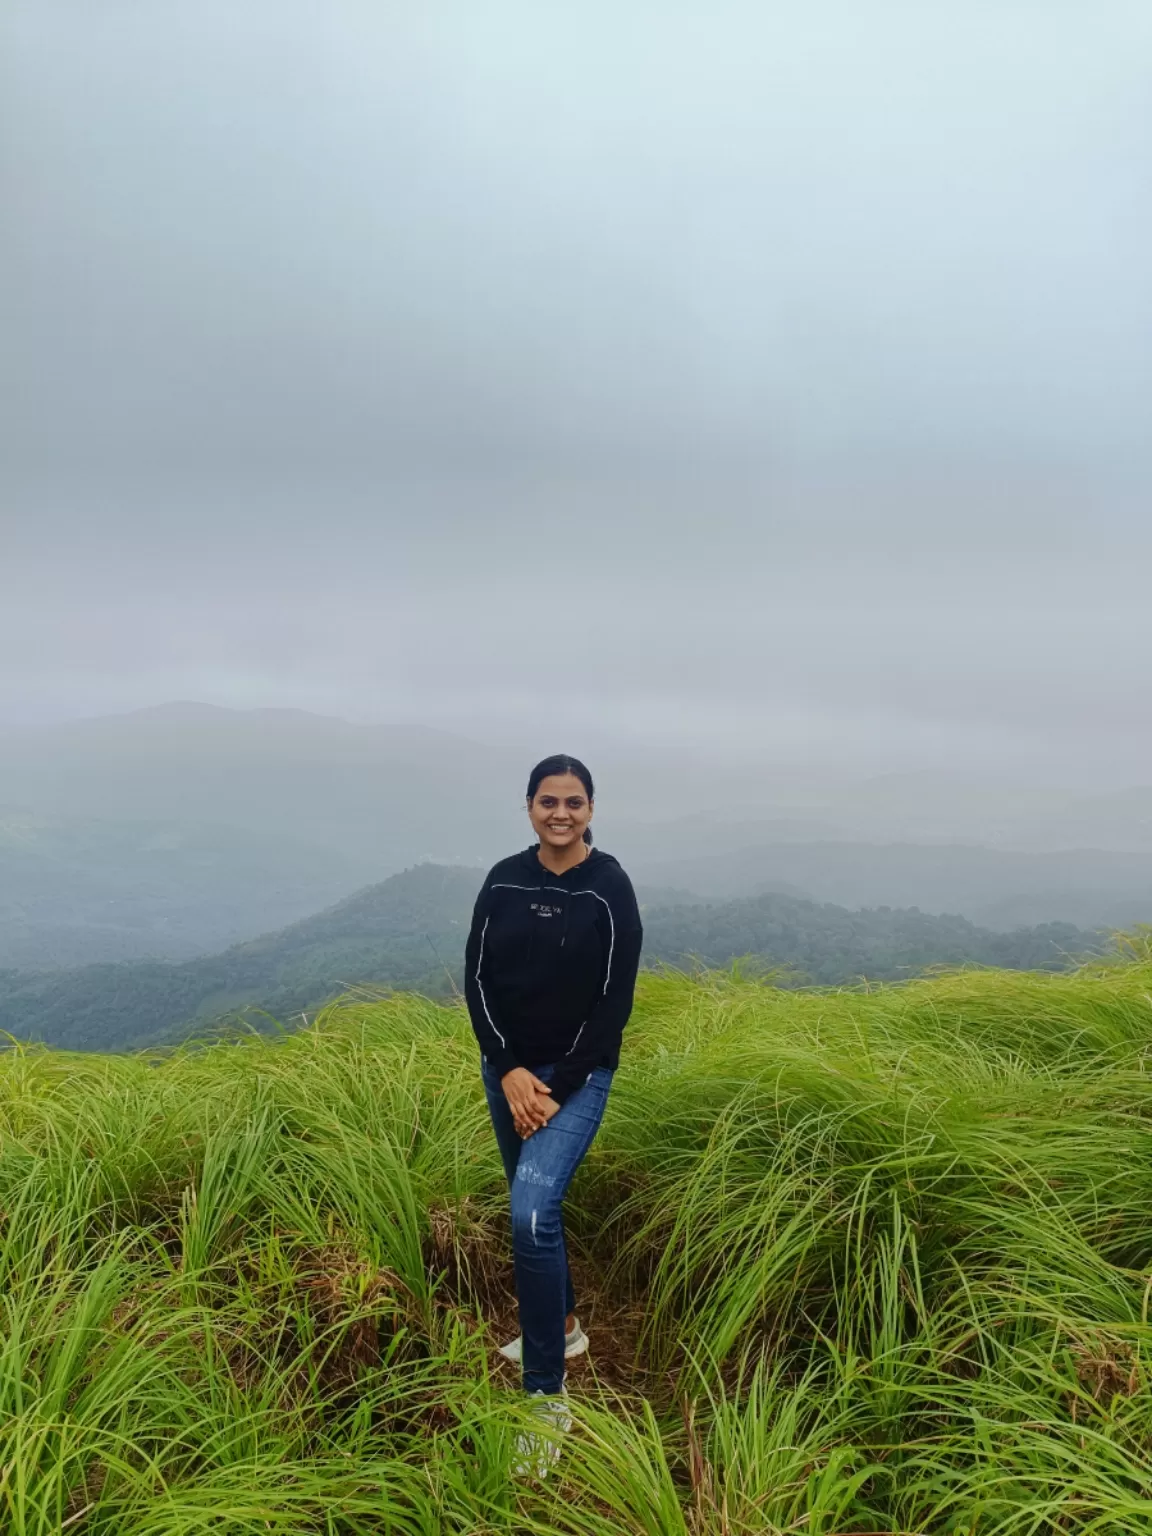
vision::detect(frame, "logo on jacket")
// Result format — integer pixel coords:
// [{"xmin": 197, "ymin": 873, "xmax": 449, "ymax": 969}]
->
[{"xmin": 530, "ymin": 902, "xmax": 562, "ymax": 918}]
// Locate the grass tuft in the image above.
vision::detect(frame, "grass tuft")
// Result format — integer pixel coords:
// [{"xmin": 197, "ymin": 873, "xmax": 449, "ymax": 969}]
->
[{"xmin": 4, "ymin": 954, "xmax": 1152, "ymax": 1530}]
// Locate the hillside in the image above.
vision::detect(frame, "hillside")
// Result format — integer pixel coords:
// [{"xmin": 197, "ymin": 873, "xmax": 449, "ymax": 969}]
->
[
  {"xmin": 641, "ymin": 889, "xmax": 1098, "ymax": 982},
  {"xmin": 4, "ymin": 957, "xmax": 1152, "ymax": 1529},
  {"xmin": 0, "ymin": 862, "xmax": 482, "ymax": 1051},
  {"xmin": 0, "ymin": 862, "xmax": 1108, "ymax": 1051}
]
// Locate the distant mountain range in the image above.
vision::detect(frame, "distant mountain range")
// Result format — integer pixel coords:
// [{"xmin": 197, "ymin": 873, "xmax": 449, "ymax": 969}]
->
[
  {"xmin": 627, "ymin": 841, "xmax": 1152, "ymax": 932},
  {"xmin": 1, "ymin": 704, "xmax": 1150, "ymax": 972},
  {"xmin": 0, "ymin": 702, "xmax": 523, "ymax": 868},
  {"xmin": 0, "ymin": 863, "xmax": 1107, "ymax": 1053},
  {"xmin": 0, "ymin": 811, "xmax": 378, "ymax": 970}
]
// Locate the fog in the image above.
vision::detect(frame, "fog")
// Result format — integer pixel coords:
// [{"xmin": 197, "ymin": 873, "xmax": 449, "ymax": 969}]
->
[{"xmin": 3, "ymin": 2, "xmax": 1151, "ymax": 786}]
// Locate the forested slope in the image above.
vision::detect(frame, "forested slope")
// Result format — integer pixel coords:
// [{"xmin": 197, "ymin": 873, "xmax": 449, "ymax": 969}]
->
[{"xmin": 0, "ymin": 863, "xmax": 1109, "ymax": 1050}]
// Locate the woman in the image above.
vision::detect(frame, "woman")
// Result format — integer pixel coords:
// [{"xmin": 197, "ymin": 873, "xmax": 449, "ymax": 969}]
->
[{"xmin": 464, "ymin": 753, "xmax": 643, "ymax": 1467}]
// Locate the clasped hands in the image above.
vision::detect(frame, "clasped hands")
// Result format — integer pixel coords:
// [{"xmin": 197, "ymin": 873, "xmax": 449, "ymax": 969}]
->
[{"xmin": 501, "ymin": 1066, "xmax": 562, "ymax": 1138}]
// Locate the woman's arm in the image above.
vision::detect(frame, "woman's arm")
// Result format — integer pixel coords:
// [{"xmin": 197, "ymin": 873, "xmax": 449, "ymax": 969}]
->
[
  {"xmin": 547, "ymin": 869, "xmax": 643, "ymax": 1107},
  {"xmin": 463, "ymin": 874, "xmax": 521, "ymax": 1076}
]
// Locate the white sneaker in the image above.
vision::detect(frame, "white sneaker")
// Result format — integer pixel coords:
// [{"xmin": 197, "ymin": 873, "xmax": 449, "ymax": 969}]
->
[
  {"xmin": 512, "ymin": 1385, "xmax": 572, "ymax": 1479},
  {"xmin": 498, "ymin": 1316, "xmax": 588, "ymax": 1363}
]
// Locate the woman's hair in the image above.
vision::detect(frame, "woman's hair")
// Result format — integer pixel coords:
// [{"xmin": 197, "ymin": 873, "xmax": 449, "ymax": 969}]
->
[{"xmin": 526, "ymin": 754, "xmax": 595, "ymax": 845}]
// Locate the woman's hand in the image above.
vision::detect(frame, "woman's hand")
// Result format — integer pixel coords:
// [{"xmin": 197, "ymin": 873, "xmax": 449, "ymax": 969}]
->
[
  {"xmin": 524, "ymin": 1096, "xmax": 561, "ymax": 1136},
  {"xmin": 501, "ymin": 1067, "xmax": 560, "ymax": 1137}
]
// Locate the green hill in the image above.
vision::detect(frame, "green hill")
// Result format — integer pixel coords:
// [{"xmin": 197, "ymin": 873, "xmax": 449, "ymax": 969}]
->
[
  {"xmin": 0, "ymin": 862, "xmax": 1108, "ymax": 1050},
  {"xmin": 4, "ymin": 955, "xmax": 1152, "ymax": 1529},
  {"xmin": 641, "ymin": 889, "xmax": 1099, "ymax": 981},
  {"xmin": 0, "ymin": 861, "xmax": 482, "ymax": 1050}
]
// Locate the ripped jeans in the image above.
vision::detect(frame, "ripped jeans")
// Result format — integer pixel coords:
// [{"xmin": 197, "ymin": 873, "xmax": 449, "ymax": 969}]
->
[{"xmin": 481, "ymin": 1054, "xmax": 614, "ymax": 1394}]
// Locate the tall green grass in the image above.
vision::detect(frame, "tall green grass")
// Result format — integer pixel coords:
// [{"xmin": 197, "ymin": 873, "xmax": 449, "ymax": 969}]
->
[{"xmin": 3, "ymin": 945, "xmax": 1152, "ymax": 1532}]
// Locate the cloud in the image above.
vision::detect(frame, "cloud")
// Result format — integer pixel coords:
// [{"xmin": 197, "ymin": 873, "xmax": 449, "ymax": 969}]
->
[{"xmin": 2, "ymin": 2, "xmax": 1151, "ymax": 779}]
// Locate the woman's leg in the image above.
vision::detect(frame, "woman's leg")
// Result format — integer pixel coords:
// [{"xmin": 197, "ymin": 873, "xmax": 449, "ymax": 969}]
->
[
  {"xmin": 481, "ymin": 1057, "xmax": 578, "ymax": 1319},
  {"xmin": 507, "ymin": 1064, "xmax": 614, "ymax": 1394}
]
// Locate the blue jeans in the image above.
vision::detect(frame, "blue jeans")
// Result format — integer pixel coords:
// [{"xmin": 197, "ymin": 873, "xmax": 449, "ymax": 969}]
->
[{"xmin": 481, "ymin": 1054, "xmax": 614, "ymax": 1394}]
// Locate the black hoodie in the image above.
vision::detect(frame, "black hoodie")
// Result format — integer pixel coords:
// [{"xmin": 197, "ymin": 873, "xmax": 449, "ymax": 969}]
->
[{"xmin": 463, "ymin": 844, "xmax": 643, "ymax": 1106}]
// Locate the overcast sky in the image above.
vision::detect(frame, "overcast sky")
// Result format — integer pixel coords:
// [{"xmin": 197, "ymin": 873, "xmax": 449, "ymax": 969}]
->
[{"xmin": 3, "ymin": 2, "xmax": 1151, "ymax": 785}]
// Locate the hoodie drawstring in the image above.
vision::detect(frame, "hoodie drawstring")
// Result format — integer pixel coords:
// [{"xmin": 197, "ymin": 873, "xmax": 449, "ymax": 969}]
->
[{"xmin": 527, "ymin": 842, "xmax": 593, "ymax": 953}]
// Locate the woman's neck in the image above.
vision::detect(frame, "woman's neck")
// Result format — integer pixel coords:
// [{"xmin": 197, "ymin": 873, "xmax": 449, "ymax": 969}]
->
[{"xmin": 535, "ymin": 840, "xmax": 591, "ymax": 876}]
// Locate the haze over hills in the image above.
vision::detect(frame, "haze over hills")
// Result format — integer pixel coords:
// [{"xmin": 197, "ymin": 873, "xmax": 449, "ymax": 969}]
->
[
  {"xmin": 0, "ymin": 811, "xmax": 377, "ymax": 970},
  {"xmin": 5, "ymin": 705, "xmax": 1152, "ymax": 854},
  {"xmin": 1, "ymin": 705, "xmax": 1151, "ymax": 974},
  {"xmin": 628, "ymin": 841, "xmax": 1152, "ymax": 932},
  {"xmin": 0, "ymin": 703, "xmax": 522, "ymax": 866},
  {"xmin": 616, "ymin": 777, "xmax": 1152, "ymax": 855},
  {"xmin": 0, "ymin": 863, "xmax": 1105, "ymax": 1053},
  {"xmin": 1010, "ymin": 787, "xmax": 1152, "ymax": 854},
  {"xmin": 802, "ymin": 773, "xmax": 1152, "ymax": 853}
]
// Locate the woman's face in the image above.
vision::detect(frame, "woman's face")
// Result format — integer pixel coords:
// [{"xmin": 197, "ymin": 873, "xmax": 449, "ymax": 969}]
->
[{"xmin": 527, "ymin": 772, "xmax": 593, "ymax": 851}]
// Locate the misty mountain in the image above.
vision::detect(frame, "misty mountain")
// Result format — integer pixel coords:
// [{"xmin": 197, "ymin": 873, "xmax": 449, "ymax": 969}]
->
[
  {"xmin": 630, "ymin": 841, "xmax": 1152, "ymax": 931},
  {"xmin": 642, "ymin": 893, "xmax": 1098, "ymax": 984},
  {"xmin": 6, "ymin": 708, "xmax": 1152, "ymax": 867},
  {"xmin": 0, "ymin": 863, "xmax": 1107, "ymax": 1053},
  {"xmin": 1008, "ymin": 787, "xmax": 1152, "ymax": 854},
  {"xmin": 834, "ymin": 775, "xmax": 1152, "ymax": 853},
  {"xmin": 609, "ymin": 816, "xmax": 853, "ymax": 862},
  {"xmin": 3, "ymin": 707, "xmax": 1152, "ymax": 972},
  {"xmin": 0, "ymin": 704, "xmax": 523, "ymax": 869},
  {"xmin": 0, "ymin": 862, "xmax": 482, "ymax": 1052},
  {"xmin": 614, "ymin": 775, "xmax": 1152, "ymax": 855},
  {"xmin": 0, "ymin": 811, "xmax": 377, "ymax": 970}
]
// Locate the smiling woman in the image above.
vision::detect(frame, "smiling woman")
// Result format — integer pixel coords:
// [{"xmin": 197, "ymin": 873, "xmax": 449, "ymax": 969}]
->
[{"xmin": 463, "ymin": 753, "xmax": 643, "ymax": 1475}]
